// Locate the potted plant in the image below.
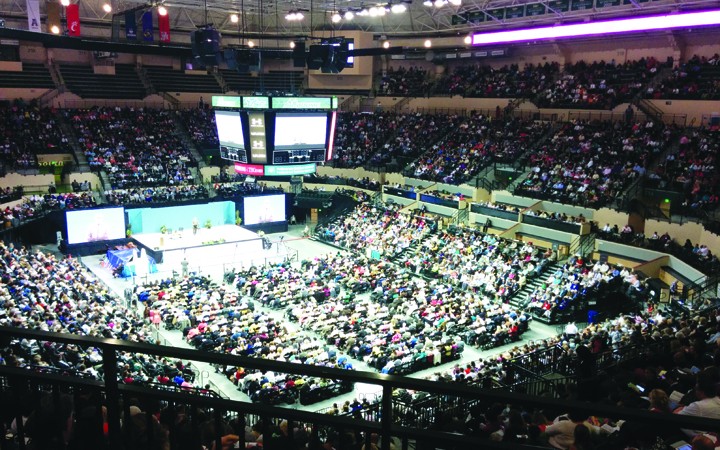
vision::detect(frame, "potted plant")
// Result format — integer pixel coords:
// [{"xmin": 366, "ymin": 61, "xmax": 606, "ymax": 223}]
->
[
  {"xmin": 160, "ymin": 225, "xmax": 167, "ymax": 234},
  {"xmin": 235, "ymin": 210, "xmax": 242, "ymax": 226},
  {"xmin": 205, "ymin": 219, "xmax": 212, "ymax": 229}
]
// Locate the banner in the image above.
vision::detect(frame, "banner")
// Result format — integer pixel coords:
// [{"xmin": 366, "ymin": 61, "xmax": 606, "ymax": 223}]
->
[
  {"xmin": 157, "ymin": 10, "xmax": 170, "ymax": 43},
  {"xmin": 26, "ymin": 0, "xmax": 41, "ymax": 32},
  {"xmin": 66, "ymin": 3, "xmax": 80, "ymax": 36},
  {"xmin": 46, "ymin": 1, "xmax": 61, "ymax": 33},
  {"xmin": 141, "ymin": 11, "xmax": 153, "ymax": 42},
  {"xmin": 125, "ymin": 11, "xmax": 137, "ymax": 40}
]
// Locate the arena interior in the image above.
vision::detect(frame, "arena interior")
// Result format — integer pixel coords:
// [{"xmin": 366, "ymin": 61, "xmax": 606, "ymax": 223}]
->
[{"xmin": 1, "ymin": 0, "xmax": 720, "ymax": 448}]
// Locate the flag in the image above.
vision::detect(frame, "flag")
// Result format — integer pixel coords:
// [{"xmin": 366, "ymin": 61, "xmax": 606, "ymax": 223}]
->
[
  {"xmin": 125, "ymin": 11, "xmax": 137, "ymax": 40},
  {"xmin": 141, "ymin": 11, "xmax": 154, "ymax": 42},
  {"xmin": 157, "ymin": 10, "xmax": 170, "ymax": 43},
  {"xmin": 46, "ymin": 0, "xmax": 61, "ymax": 33},
  {"xmin": 66, "ymin": 3, "xmax": 80, "ymax": 36},
  {"xmin": 26, "ymin": 0, "xmax": 41, "ymax": 32}
]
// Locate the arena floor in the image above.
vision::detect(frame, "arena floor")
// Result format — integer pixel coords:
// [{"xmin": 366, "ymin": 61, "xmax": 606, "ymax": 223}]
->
[{"xmin": 80, "ymin": 224, "xmax": 560, "ymax": 412}]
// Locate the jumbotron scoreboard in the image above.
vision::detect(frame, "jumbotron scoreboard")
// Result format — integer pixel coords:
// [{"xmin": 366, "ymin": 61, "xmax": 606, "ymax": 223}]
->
[{"xmin": 212, "ymin": 95, "xmax": 338, "ymax": 176}]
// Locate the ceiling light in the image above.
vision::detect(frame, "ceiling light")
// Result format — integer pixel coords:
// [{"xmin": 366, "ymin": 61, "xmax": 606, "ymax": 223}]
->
[
  {"xmin": 357, "ymin": 9, "xmax": 368, "ymax": 16},
  {"xmin": 332, "ymin": 12, "xmax": 342, "ymax": 23},
  {"xmin": 51, "ymin": 24, "xmax": 60, "ymax": 33},
  {"xmin": 60, "ymin": 0, "xmax": 70, "ymax": 6},
  {"xmin": 434, "ymin": 0, "xmax": 445, "ymax": 7},
  {"xmin": 344, "ymin": 11, "xmax": 354, "ymax": 20},
  {"xmin": 383, "ymin": 40, "xmax": 390, "ymax": 48},
  {"xmin": 102, "ymin": 3, "xmax": 111, "ymax": 12},
  {"xmin": 230, "ymin": 13, "xmax": 239, "ymax": 23},
  {"xmin": 377, "ymin": 6, "xmax": 387, "ymax": 16},
  {"xmin": 248, "ymin": 41, "xmax": 255, "ymax": 47},
  {"xmin": 368, "ymin": 6, "xmax": 378, "ymax": 16},
  {"xmin": 391, "ymin": 4, "xmax": 407, "ymax": 13},
  {"xmin": 289, "ymin": 41, "xmax": 296, "ymax": 48},
  {"xmin": 463, "ymin": 35, "xmax": 472, "ymax": 44},
  {"xmin": 424, "ymin": 39, "xmax": 432, "ymax": 47},
  {"xmin": 423, "ymin": 0, "xmax": 432, "ymax": 6},
  {"xmin": 449, "ymin": 0, "xmax": 462, "ymax": 5},
  {"xmin": 157, "ymin": 5, "xmax": 168, "ymax": 16},
  {"xmin": 286, "ymin": 11, "xmax": 305, "ymax": 21}
]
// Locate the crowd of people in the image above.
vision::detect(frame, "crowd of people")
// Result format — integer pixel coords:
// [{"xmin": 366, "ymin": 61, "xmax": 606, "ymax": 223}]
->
[
  {"xmin": 516, "ymin": 119, "xmax": 674, "ymax": 207},
  {"xmin": 648, "ymin": 54, "xmax": 720, "ymax": 100},
  {"xmin": 105, "ymin": 185, "xmax": 209, "ymax": 205},
  {"xmin": 537, "ymin": 58, "xmax": 666, "ymax": 109},
  {"xmin": 646, "ymin": 127, "xmax": 720, "ymax": 214},
  {"xmin": 432, "ymin": 62, "xmax": 559, "ymax": 98},
  {"xmin": 378, "ymin": 66, "xmax": 431, "ymax": 97},
  {"xmin": 408, "ymin": 113, "xmax": 550, "ymax": 185},
  {"xmin": 0, "ymin": 101, "xmax": 72, "ymax": 170},
  {"xmin": 176, "ymin": 107, "xmax": 219, "ymax": 148},
  {"xmin": 65, "ymin": 107, "xmax": 197, "ymax": 189}
]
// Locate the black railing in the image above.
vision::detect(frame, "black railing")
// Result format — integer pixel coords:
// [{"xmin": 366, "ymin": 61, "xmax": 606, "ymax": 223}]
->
[{"xmin": 1, "ymin": 327, "xmax": 720, "ymax": 450}]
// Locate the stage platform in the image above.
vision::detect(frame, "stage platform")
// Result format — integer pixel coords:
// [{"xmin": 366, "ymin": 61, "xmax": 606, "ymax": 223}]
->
[{"xmin": 132, "ymin": 224, "xmax": 289, "ymax": 277}]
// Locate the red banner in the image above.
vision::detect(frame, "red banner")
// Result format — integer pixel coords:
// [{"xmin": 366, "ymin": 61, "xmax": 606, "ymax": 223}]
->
[
  {"xmin": 157, "ymin": 10, "xmax": 170, "ymax": 43},
  {"xmin": 234, "ymin": 163, "xmax": 264, "ymax": 176},
  {"xmin": 66, "ymin": 3, "xmax": 80, "ymax": 36}
]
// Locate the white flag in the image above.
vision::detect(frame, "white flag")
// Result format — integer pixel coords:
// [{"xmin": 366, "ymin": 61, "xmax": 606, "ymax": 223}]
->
[{"xmin": 26, "ymin": 0, "xmax": 41, "ymax": 32}]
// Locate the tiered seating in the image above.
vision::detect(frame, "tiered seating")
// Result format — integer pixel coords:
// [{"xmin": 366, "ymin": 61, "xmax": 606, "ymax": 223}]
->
[
  {"xmin": 432, "ymin": 62, "xmax": 559, "ymax": 98},
  {"xmin": 537, "ymin": 58, "xmax": 665, "ymax": 109},
  {"xmin": 59, "ymin": 64, "xmax": 146, "ymax": 99},
  {"xmin": 144, "ymin": 66, "xmax": 222, "ymax": 93},
  {"xmin": 332, "ymin": 111, "xmax": 401, "ymax": 168},
  {"xmin": 176, "ymin": 107, "xmax": 219, "ymax": 148},
  {"xmin": 378, "ymin": 66, "xmax": 430, "ymax": 96},
  {"xmin": 0, "ymin": 62, "xmax": 54, "ymax": 89},
  {"xmin": 220, "ymin": 70, "xmax": 304, "ymax": 93},
  {"xmin": 408, "ymin": 113, "xmax": 550, "ymax": 184},
  {"xmin": 0, "ymin": 101, "xmax": 72, "ymax": 169},
  {"xmin": 648, "ymin": 54, "xmax": 720, "ymax": 100},
  {"xmin": 515, "ymin": 119, "xmax": 674, "ymax": 207},
  {"xmin": 0, "ymin": 242, "xmax": 200, "ymax": 390},
  {"xmin": 648, "ymin": 128, "xmax": 720, "ymax": 213},
  {"xmin": 65, "ymin": 107, "xmax": 196, "ymax": 188},
  {"xmin": 105, "ymin": 185, "xmax": 208, "ymax": 204}
]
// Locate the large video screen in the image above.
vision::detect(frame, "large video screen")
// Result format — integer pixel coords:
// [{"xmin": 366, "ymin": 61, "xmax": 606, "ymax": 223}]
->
[
  {"xmin": 244, "ymin": 194, "xmax": 285, "ymax": 225},
  {"xmin": 66, "ymin": 207, "xmax": 126, "ymax": 244},
  {"xmin": 274, "ymin": 113, "xmax": 328, "ymax": 150},
  {"xmin": 215, "ymin": 110, "xmax": 244, "ymax": 148}
]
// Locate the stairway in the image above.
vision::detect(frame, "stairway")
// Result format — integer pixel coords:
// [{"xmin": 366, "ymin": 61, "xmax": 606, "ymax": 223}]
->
[
  {"xmin": 54, "ymin": 111, "xmax": 91, "ymax": 173},
  {"xmin": 507, "ymin": 261, "xmax": 563, "ymax": 311},
  {"xmin": 172, "ymin": 115, "xmax": 207, "ymax": 169}
]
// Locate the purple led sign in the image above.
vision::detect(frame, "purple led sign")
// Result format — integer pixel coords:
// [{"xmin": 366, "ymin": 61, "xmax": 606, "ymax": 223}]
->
[{"xmin": 472, "ymin": 10, "xmax": 720, "ymax": 45}]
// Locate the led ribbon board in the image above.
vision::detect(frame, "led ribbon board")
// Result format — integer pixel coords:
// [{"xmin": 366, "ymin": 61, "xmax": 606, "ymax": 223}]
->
[{"xmin": 472, "ymin": 10, "xmax": 720, "ymax": 45}]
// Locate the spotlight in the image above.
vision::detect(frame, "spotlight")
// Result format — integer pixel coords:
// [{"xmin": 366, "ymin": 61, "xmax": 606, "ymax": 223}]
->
[
  {"xmin": 434, "ymin": 0, "xmax": 444, "ymax": 7},
  {"xmin": 391, "ymin": 4, "xmax": 407, "ymax": 13},
  {"xmin": 51, "ymin": 24, "xmax": 60, "ymax": 33},
  {"xmin": 344, "ymin": 11, "xmax": 354, "ymax": 20},
  {"xmin": 331, "ymin": 12, "xmax": 342, "ymax": 23},
  {"xmin": 289, "ymin": 41, "xmax": 296, "ymax": 48},
  {"xmin": 449, "ymin": 0, "xmax": 461, "ymax": 4},
  {"xmin": 230, "ymin": 13, "xmax": 239, "ymax": 23},
  {"xmin": 377, "ymin": 6, "xmax": 387, "ymax": 16},
  {"xmin": 248, "ymin": 40, "xmax": 255, "ymax": 48},
  {"xmin": 368, "ymin": 6, "xmax": 378, "ymax": 17},
  {"xmin": 383, "ymin": 40, "xmax": 390, "ymax": 49},
  {"xmin": 102, "ymin": 3, "xmax": 111, "ymax": 12},
  {"xmin": 464, "ymin": 35, "xmax": 472, "ymax": 44},
  {"xmin": 424, "ymin": 39, "xmax": 432, "ymax": 47},
  {"xmin": 423, "ymin": 0, "xmax": 432, "ymax": 6},
  {"xmin": 60, "ymin": 0, "xmax": 70, "ymax": 6},
  {"xmin": 158, "ymin": 5, "xmax": 168, "ymax": 16}
]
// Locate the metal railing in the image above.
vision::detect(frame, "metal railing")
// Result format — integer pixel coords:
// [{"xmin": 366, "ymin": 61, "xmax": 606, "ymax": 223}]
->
[{"xmin": 2, "ymin": 327, "xmax": 719, "ymax": 450}]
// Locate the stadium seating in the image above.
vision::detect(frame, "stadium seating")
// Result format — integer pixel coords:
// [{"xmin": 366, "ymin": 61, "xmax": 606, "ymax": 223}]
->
[
  {"xmin": 0, "ymin": 62, "xmax": 54, "ymax": 89},
  {"xmin": 59, "ymin": 64, "xmax": 147, "ymax": 99},
  {"xmin": 432, "ymin": 62, "xmax": 559, "ymax": 98},
  {"xmin": 649, "ymin": 54, "xmax": 720, "ymax": 100},
  {"xmin": 144, "ymin": 66, "xmax": 222, "ymax": 93}
]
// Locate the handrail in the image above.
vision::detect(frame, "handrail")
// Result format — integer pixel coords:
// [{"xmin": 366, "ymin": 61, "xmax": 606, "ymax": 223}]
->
[{"xmin": 2, "ymin": 326, "xmax": 720, "ymax": 450}]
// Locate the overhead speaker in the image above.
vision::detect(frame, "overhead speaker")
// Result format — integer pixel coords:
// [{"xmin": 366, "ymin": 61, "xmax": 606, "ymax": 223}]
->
[
  {"xmin": 236, "ymin": 49, "xmax": 261, "ymax": 73},
  {"xmin": 292, "ymin": 41, "xmax": 306, "ymax": 68},
  {"xmin": 191, "ymin": 28, "xmax": 222, "ymax": 67},
  {"xmin": 307, "ymin": 44, "xmax": 330, "ymax": 70}
]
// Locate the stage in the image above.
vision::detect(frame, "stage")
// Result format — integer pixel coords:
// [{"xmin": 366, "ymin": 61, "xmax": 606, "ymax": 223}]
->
[{"xmin": 132, "ymin": 224, "xmax": 292, "ymax": 278}]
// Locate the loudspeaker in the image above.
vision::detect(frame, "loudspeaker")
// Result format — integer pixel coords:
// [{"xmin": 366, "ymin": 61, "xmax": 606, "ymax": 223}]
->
[
  {"xmin": 191, "ymin": 28, "xmax": 222, "ymax": 67},
  {"xmin": 236, "ymin": 49, "xmax": 261, "ymax": 73},
  {"xmin": 307, "ymin": 44, "xmax": 330, "ymax": 70},
  {"xmin": 292, "ymin": 41, "xmax": 306, "ymax": 68}
]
